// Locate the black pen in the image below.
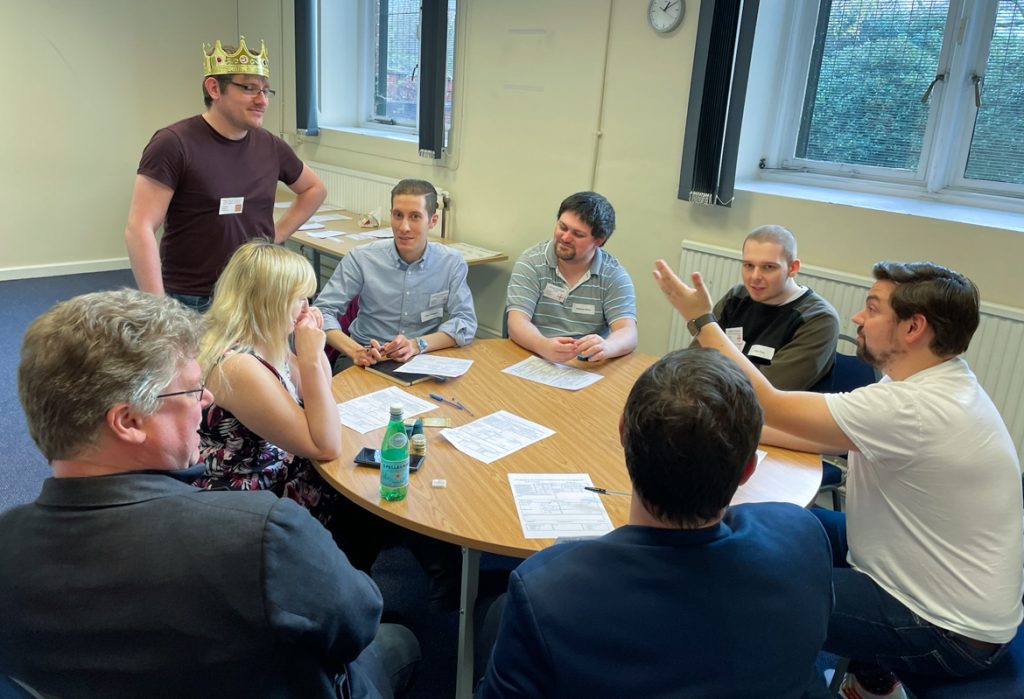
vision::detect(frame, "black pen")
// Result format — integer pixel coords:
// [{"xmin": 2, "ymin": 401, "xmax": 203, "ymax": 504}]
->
[{"xmin": 584, "ymin": 486, "xmax": 630, "ymax": 496}]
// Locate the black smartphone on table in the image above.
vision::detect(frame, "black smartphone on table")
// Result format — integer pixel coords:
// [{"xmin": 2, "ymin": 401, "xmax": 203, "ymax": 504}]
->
[{"xmin": 354, "ymin": 447, "xmax": 424, "ymax": 471}]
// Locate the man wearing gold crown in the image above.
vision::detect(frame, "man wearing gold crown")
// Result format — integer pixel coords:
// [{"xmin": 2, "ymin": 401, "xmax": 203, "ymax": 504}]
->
[{"xmin": 124, "ymin": 37, "xmax": 326, "ymax": 311}]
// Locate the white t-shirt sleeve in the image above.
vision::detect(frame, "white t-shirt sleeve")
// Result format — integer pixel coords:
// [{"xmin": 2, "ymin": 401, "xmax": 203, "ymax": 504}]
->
[{"xmin": 825, "ymin": 380, "xmax": 921, "ymax": 468}]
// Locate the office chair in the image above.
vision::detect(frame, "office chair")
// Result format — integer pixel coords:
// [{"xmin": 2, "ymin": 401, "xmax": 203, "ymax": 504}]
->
[{"xmin": 815, "ymin": 334, "xmax": 878, "ymax": 511}]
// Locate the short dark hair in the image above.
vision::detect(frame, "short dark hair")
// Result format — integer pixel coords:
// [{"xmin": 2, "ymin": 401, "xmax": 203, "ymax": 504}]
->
[
  {"xmin": 622, "ymin": 349, "xmax": 763, "ymax": 527},
  {"xmin": 557, "ymin": 191, "xmax": 616, "ymax": 243},
  {"xmin": 391, "ymin": 179, "xmax": 438, "ymax": 215},
  {"xmin": 744, "ymin": 225, "xmax": 798, "ymax": 266},
  {"xmin": 202, "ymin": 75, "xmax": 233, "ymax": 108},
  {"xmin": 872, "ymin": 261, "xmax": 979, "ymax": 357}
]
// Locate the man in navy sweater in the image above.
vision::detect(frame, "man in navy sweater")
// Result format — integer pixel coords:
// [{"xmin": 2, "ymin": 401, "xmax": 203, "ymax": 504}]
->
[{"xmin": 477, "ymin": 348, "xmax": 833, "ymax": 698}]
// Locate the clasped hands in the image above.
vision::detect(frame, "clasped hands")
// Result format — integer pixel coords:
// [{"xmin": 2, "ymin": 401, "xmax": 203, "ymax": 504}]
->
[{"xmin": 353, "ymin": 335, "xmax": 417, "ymax": 367}]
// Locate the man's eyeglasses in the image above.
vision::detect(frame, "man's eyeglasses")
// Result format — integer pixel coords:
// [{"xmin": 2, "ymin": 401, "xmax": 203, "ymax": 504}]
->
[
  {"xmin": 228, "ymin": 81, "xmax": 276, "ymax": 99},
  {"xmin": 156, "ymin": 384, "xmax": 206, "ymax": 402}
]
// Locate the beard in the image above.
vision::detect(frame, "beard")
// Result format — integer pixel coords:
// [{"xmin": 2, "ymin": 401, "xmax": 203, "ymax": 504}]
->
[{"xmin": 555, "ymin": 241, "xmax": 576, "ymax": 261}]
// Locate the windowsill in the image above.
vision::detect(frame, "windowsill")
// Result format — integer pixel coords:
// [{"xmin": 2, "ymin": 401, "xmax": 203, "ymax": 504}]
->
[
  {"xmin": 310, "ymin": 125, "xmax": 446, "ymax": 167},
  {"xmin": 737, "ymin": 173, "xmax": 1024, "ymax": 234}
]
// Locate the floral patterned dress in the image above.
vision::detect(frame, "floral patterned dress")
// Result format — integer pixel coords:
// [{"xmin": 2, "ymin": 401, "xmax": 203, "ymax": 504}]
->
[{"xmin": 195, "ymin": 349, "xmax": 340, "ymax": 527}]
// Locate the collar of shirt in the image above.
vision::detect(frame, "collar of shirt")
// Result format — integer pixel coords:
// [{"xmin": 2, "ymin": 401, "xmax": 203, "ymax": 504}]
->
[
  {"xmin": 543, "ymin": 240, "xmax": 605, "ymax": 287},
  {"xmin": 386, "ymin": 239, "xmax": 435, "ymax": 269}
]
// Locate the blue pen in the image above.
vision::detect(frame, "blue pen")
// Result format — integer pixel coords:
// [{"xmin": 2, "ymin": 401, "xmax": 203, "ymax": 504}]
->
[{"xmin": 429, "ymin": 393, "xmax": 474, "ymax": 416}]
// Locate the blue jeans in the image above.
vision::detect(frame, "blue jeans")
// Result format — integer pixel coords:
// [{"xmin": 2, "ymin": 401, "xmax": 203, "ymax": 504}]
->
[
  {"xmin": 813, "ymin": 508, "xmax": 1011, "ymax": 678},
  {"xmin": 167, "ymin": 292, "xmax": 211, "ymax": 313}
]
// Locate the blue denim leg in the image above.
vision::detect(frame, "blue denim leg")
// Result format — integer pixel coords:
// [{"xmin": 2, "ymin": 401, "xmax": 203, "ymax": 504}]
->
[
  {"xmin": 166, "ymin": 292, "xmax": 211, "ymax": 313},
  {"xmin": 811, "ymin": 508, "xmax": 1008, "ymax": 678}
]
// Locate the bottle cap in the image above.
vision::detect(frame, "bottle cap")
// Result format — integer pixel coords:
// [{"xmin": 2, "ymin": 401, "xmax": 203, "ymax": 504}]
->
[{"xmin": 389, "ymin": 403, "xmax": 403, "ymax": 417}]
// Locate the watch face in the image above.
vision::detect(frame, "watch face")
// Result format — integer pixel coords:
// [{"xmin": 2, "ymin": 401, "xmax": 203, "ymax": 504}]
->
[{"xmin": 648, "ymin": 0, "xmax": 684, "ymax": 33}]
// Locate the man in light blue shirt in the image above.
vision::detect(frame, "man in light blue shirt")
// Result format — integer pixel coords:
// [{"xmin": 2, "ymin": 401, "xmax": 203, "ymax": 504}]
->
[
  {"xmin": 506, "ymin": 191, "xmax": 637, "ymax": 363},
  {"xmin": 316, "ymin": 179, "xmax": 477, "ymax": 368}
]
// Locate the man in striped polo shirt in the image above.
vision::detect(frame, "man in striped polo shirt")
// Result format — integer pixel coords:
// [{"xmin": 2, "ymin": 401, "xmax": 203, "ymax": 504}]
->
[{"xmin": 505, "ymin": 191, "xmax": 638, "ymax": 362}]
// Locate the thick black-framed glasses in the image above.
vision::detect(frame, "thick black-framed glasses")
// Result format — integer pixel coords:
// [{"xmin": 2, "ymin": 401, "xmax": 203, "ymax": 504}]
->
[
  {"xmin": 156, "ymin": 383, "xmax": 206, "ymax": 402},
  {"xmin": 228, "ymin": 81, "xmax": 276, "ymax": 99}
]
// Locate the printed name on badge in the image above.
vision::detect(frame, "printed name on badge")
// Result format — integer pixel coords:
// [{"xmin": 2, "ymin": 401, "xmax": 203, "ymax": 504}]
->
[
  {"xmin": 725, "ymin": 326, "xmax": 746, "ymax": 352},
  {"xmin": 748, "ymin": 344, "xmax": 776, "ymax": 361},
  {"xmin": 571, "ymin": 303, "xmax": 596, "ymax": 315},
  {"xmin": 219, "ymin": 197, "xmax": 244, "ymax": 215},
  {"xmin": 421, "ymin": 306, "xmax": 444, "ymax": 322},
  {"xmin": 429, "ymin": 291, "xmax": 449, "ymax": 306}
]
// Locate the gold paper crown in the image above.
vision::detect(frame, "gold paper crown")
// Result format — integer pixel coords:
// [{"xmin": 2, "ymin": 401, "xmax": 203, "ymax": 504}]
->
[{"xmin": 202, "ymin": 36, "xmax": 270, "ymax": 78}]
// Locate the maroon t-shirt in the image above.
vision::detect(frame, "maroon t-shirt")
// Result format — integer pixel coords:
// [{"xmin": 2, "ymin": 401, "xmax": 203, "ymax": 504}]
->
[{"xmin": 137, "ymin": 115, "xmax": 304, "ymax": 296}]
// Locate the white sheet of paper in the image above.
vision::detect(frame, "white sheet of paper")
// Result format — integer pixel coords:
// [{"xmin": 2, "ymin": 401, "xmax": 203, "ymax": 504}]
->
[
  {"xmin": 307, "ymin": 230, "xmax": 346, "ymax": 239},
  {"xmin": 310, "ymin": 213, "xmax": 351, "ymax": 222},
  {"xmin": 439, "ymin": 410, "xmax": 554, "ymax": 463},
  {"xmin": 347, "ymin": 233, "xmax": 375, "ymax": 240},
  {"xmin": 394, "ymin": 355, "xmax": 474, "ymax": 378},
  {"xmin": 502, "ymin": 355, "xmax": 603, "ymax": 391},
  {"xmin": 507, "ymin": 473, "xmax": 614, "ymax": 539},
  {"xmin": 337, "ymin": 386, "xmax": 437, "ymax": 434},
  {"xmin": 367, "ymin": 228, "xmax": 394, "ymax": 238},
  {"xmin": 298, "ymin": 222, "xmax": 325, "ymax": 231}
]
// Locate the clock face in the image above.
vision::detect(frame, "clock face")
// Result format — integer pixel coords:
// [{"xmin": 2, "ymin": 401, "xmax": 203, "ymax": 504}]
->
[{"xmin": 648, "ymin": 0, "xmax": 684, "ymax": 33}]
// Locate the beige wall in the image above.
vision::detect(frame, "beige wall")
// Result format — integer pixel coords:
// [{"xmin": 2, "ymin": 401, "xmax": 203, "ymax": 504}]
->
[
  {"xmin": 3, "ymin": 0, "xmax": 1018, "ymax": 356},
  {"xmin": 0, "ymin": 0, "xmax": 282, "ymax": 277}
]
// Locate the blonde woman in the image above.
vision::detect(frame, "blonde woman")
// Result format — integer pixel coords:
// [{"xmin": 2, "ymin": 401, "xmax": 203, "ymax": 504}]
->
[{"xmin": 195, "ymin": 240, "xmax": 342, "ymax": 528}]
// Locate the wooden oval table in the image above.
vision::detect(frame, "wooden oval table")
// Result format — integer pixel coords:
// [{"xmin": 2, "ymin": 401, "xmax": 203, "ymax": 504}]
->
[{"xmin": 316, "ymin": 339, "xmax": 822, "ymax": 697}]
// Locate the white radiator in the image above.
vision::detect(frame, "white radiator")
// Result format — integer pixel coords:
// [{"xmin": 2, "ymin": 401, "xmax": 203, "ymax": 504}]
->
[
  {"xmin": 669, "ymin": 240, "xmax": 1024, "ymax": 461},
  {"xmin": 307, "ymin": 162, "xmax": 447, "ymax": 234}
]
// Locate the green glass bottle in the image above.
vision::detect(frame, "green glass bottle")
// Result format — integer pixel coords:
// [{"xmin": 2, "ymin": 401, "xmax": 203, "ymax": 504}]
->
[{"xmin": 380, "ymin": 403, "xmax": 409, "ymax": 501}]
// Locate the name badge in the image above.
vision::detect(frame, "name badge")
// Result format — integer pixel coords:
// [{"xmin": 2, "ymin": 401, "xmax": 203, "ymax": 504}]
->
[
  {"xmin": 219, "ymin": 197, "xmax": 244, "ymax": 215},
  {"xmin": 571, "ymin": 302, "xmax": 596, "ymax": 315},
  {"xmin": 748, "ymin": 344, "xmax": 776, "ymax": 361},
  {"xmin": 421, "ymin": 306, "xmax": 443, "ymax": 322},
  {"xmin": 725, "ymin": 326, "xmax": 745, "ymax": 351},
  {"xmin": 429, "ymin": 291, "xmax": 449, "ymax": 306},
  {"xmin": 542, "ymin": 283, "xmax": 568, "ymax": 303}
]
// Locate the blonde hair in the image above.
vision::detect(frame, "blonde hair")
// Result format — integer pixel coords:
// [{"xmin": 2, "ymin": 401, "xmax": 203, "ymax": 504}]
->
[
  {"xmin": 18, "ymin": 290, "xmax": 201, "ymax": 462},
  {"xmin": 199, "ymin": 241, "xmax": 317, "ymax": 373}
]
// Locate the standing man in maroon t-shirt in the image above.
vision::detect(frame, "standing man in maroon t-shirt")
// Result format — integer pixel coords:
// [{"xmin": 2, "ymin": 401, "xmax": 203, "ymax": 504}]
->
[{"xmin": 124, "ymin": 37, "xmax": 326, "ymax": 311}]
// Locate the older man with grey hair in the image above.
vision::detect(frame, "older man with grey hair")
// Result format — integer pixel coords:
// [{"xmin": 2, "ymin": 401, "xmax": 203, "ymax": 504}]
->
[{"xmin": 0, "ymin": 289, "xmax": 418, "ymax": 698}]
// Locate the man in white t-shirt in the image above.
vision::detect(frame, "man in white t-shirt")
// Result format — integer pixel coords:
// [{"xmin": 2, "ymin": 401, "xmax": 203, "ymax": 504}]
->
[{"xmin": 654, "ymin": 259, "xmax": 1023, "ymax": 699}]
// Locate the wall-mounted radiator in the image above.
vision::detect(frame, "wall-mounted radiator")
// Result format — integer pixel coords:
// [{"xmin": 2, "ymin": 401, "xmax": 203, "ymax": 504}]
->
[{"xmin": 669, "ymin": 240, "xmax": 1024, "ymax": 461}]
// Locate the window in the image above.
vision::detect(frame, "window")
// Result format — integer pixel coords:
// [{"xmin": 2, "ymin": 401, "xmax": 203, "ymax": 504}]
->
[
  {"xmin": 764, "ymin": 0, "xmax": 1023, "ymax": 203},
  {"xmin": 317, "ymin": 0, "xmax": 457, "ymax": 152}
]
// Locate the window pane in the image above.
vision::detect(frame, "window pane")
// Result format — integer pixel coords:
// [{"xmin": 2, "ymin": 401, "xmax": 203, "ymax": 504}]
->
[
  {"xmin": 444, "ymin": 2, "xmax": 456, "ymax": 145},
  {"xmin": 372, "ymin": 0, "xmax": 420, "ymax": 125},
  {"xmin": 964, "ymin": 0, "xmax": 1024, "ymax": 185},
  {"xmin": 796, "ymin": 0, "xmax": 948, "ymax": 170}
]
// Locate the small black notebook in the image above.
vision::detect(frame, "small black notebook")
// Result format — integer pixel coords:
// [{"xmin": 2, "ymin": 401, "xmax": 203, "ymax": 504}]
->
[{"xmin": 365, "ymin": 359, "xmax": 435, "ymax": 386}]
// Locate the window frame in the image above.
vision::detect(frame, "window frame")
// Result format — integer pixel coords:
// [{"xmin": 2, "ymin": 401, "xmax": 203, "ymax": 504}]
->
[{"xmin": 760, "ymin": 0, "xmax": 1024, "ymax": 207}]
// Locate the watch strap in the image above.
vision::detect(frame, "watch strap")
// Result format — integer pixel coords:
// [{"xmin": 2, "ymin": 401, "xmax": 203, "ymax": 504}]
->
[{"xmin": 687, "ymin": 313, "xmax": 717, "ymax": 338}]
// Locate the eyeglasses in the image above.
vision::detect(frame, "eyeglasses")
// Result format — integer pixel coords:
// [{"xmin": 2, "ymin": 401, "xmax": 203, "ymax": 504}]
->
[
  {"xmin": 228, "ymin": 81, "xmax": 276, "ymax": 99},
  {"xmin": 156, "ymin": 383, "xmax": 206, "ymax": 402}
]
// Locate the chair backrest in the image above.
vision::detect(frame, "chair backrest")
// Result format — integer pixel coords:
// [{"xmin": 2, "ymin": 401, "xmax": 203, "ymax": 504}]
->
[{"xmin": 830, "ymin": 334, "xmax": 879, "ymax": 394}]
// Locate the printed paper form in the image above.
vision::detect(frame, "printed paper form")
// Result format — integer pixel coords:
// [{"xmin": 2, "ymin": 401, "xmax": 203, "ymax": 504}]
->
[
  {"xmin": 337, "ymin": 386, "xmax": 437, "ymax": 433},
  {"xmin": 502, "ymin": 355, "xmax": 604, "ymax": 391},
  {"xmin": 508, "ymin": 473, "xmax": 614, "ymax": 539},
  {"xmin": 310, "ymin": 213, "xmax": 351, "ymax": 222},
  {"xmin": 439, "ymin": 410, "xmax": 554, "ymax": 464},
  {"xmin": 395, "ymin": 355, "xmax": 473, "ymax": 378},
  {"xmin": 307, "ymin": 229, "xmax": 347, "ymax": 239},
  {"xmin": 446, "ymin": 242, "xmax": 503, "ymax": 262},
  {"xmin": 298, "ymin": 222, "xmax": 325, "ymax": 231}
]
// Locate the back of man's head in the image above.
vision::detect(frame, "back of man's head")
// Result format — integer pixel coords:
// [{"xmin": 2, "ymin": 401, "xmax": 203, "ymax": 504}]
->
[
  {"xmin": 18, "ymin": 290, "xmax": 201, "ymax": 462},
  {"xmin": 622, "ymin": 349, "xmax": 763, "ymax": 527},
  {"xmin": 557, "ymin": 191, "xmax": 616, "ymax": 242},
  {"xmin": 391, "ymin": 178, "xmax": 439, "ymax": 214},
  {"xmin": 873, "ymin": 261, "xmax": 979, "ymax": 357}
]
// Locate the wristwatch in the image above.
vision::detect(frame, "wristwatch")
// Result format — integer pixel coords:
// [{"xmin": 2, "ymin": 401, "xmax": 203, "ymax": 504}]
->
[
  {"xmin": 687, "ymin": 313, "xmax": 717, "ymax": 338},
  {"xmin": 416, "ymin": 337, "xmax": 428, "ymax": 354}
]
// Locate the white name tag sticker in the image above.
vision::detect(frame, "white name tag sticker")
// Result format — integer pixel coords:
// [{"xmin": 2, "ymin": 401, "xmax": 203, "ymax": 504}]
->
[
  {"xmin": 542, "ymin": 283, "xmax": 568, "ymax": 303},
  {"xmin": 725, "ymin": 326, "xmax": 746, "ymax": 351},
  {"xmin": 421, "ymin": 306, "xmax": 444, "ymax": 322},
  {"xmin": 429, "ymin": 291, "xmax": 449, "ymax": 306},
  {"xmin": 571, "ymin": 302, "xmax": 596, "ymax": 315},
  {"xmin": 219, "ymin": 197, "xmax": 244, "ymax": 215},
  {"xmin": 748, "ymin": 344, "xmax": 776, "ymax": 361}
]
